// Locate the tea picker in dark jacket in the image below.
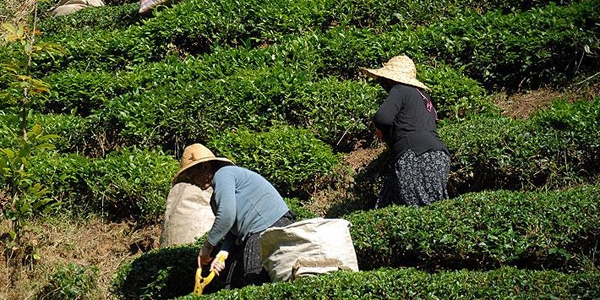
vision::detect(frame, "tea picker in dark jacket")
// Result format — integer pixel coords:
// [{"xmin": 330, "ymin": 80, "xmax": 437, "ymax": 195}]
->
[{"xmin": 360, "ymin": 55, "xmax": 451, "ymax": 208}]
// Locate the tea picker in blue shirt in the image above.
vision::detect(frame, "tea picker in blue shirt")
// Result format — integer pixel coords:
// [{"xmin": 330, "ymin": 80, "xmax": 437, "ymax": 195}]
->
[{"xmin": 173, "ymin": 143, "xmax": 295, "ymax": 289}]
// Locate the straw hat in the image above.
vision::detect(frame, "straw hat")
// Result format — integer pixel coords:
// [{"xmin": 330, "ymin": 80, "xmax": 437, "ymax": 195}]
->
[
  {"xmin": 359, "ymin": 55, "xmax": 430, "ymax": 91},
  {"xmin": 172, "ymin": 143, "xmax": 234, "ymax": 184}
]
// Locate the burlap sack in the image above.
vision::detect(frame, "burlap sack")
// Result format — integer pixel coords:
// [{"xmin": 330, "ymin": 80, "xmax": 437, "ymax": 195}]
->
[
  {"xmin": 49, "ymin": 0, "xmax": 104, "ymax": 16},
  {"xmin": 159, "ymin": 182, "xmax": 215, "ymax": 248},
  {"xmin": 260, "ymin": 218, "xmax": 359, "ymax": 282},
  {"xmin": 139, "ymin": 0, "xmax": 170, "ymax": 14}
]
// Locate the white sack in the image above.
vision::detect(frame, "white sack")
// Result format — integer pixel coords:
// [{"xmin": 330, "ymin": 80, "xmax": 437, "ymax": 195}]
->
[
  {"xmin": 260, "ymin": 218, "xmax": 359, "ymax": 282},
  {"xmin": 159, "ymin": 182, "xmax": 215, "ymax": 248},
  {"xmin": 49, "ymin": 0, "xmax": 104, "ymax": 16}
]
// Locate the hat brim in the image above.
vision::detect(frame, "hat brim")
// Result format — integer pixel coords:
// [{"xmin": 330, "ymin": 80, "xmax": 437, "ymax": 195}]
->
[
  {"xmin": 360, "ymin": 67, "xmax": 430, "ymax": 91},
  {"xmin": 172, "ymin": 157, "xmax": 234, "ymax": 185}
]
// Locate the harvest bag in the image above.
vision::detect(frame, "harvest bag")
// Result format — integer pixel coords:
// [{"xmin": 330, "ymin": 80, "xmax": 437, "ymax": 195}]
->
[
  {"xmin": 260, "ymin": 218, "xmax": 359, "ymax": 282},
  {"xmin": 139, "ymin": 0, "xmax": 170, "ymax": 14},
  {"xmin": 159, "ymin": 182, "xmax": 215, "ymax": 248},
  {"xmin": 49, "ymin": 0, "xmax": 104, "ymax": 16}
]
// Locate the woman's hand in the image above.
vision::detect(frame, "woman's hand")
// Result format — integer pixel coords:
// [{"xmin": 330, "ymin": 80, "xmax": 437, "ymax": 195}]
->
[
  {"xmin": 210, "ymin": 251, "xmax": 229, "ymax": 276},
  {"xmin": 198, "ymin": 242, "xmax": 213, "ymax": 267},
  {"xmin": 375, "ymin": 128, "xmax": 384, "ymax": 141}
]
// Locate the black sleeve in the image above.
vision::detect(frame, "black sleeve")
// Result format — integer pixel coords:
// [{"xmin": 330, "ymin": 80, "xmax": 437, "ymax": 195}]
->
[{"xmin": 373, "ymin": 86, "xmax": 403, "ymax": 139}]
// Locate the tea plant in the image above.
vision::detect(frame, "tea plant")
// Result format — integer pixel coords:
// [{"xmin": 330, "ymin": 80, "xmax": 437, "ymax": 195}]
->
[{"xmin": 0, "ymin": 0, "xmax": 64, "ymax": 257}]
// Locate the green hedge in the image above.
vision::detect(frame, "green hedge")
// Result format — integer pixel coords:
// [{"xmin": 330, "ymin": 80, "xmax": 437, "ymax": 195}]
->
[
  {"xmin": 181, "ymin": 267, "xmax": 600, "ymax": 299},
  {"xmin": 112, "ymin": 242, "xmax": 202, "ymax": 300},
  {"xmin": 7, "ymin": 98, "xmax": 599, "ymax": 220},
  {"xmin": 347, "ymin": 186, "xmax": 600, "ymax": 272},
  {"xmin": 29, "ymin": 0, "xmax": 598, "ymax": 85},
  {"xmin": 208, "ymin": 125, "xmax": 340, "ymax": 198},
  {"xmin": 442, "ymin": 97, "xmax": 600, "ymax": 194},
  {"xmin": 28, "ymin": 148, "xmax": 178, "ymax": 221},
  {"xmin": 419, "ymin": 0, "xmax": 600, "ymax": 90},
  {"xmin": 16, "ymin": 126, "xmax": 334, "ymax": 219},
  {"xmin": 111, "ymin": 186, "xmax": 599, "ymax": 299},
  {"xmin": 30, "ymin": 59, "xmax": 486, "ymax": 153},
  {"xmin": 112, "ymin": 200, "xmax": 317, "ymax": 299},
  {"xmin": 38, "ymin": 3, "xmax": 143, "ymax": 35}
]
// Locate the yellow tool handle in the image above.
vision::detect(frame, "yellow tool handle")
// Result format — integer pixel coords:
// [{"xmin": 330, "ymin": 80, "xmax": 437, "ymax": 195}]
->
[{"xmin": 193, "ymin": 253, "xmax": 227, "ymax": 295}]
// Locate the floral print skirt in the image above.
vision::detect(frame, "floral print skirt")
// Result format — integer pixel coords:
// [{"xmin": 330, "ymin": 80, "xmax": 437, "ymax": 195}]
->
[
  {"xmin": 376, "ymin": 149, "xmax": 450, "ymax": 208},
  {"xmin": 224, "ymin": 211, "xmax": 295, "ymax": 289}
]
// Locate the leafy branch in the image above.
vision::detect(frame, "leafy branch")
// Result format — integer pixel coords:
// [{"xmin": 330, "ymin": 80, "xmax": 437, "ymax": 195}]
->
[{"xmin": 0, "ymin": 1, "xmax": 65, "ymax": 249}]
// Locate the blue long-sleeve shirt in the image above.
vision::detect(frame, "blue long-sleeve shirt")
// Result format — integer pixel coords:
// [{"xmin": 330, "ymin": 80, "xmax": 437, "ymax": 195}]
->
[{"xmin": 206, "ymin": 165, "xmax": 289, "ymax": 251}]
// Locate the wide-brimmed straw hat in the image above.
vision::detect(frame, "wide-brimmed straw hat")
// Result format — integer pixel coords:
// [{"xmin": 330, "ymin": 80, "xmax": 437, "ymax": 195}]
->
[
  {"xmin": 172, "ymin": 143, "xmax": 234, "ymax": 184},
  {"xmin": 359, "ymin": 55, "xmax": 430, "ymax": 91}
]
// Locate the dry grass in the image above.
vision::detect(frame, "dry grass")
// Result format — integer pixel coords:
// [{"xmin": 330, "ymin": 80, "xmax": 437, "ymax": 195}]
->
[
  {"xmin": 0, "ymin": 217, "xmax": 161, "ymax": 299},
  {"xmin": 0, "ymin": 0, "xmax": 38, "ymax": 27}
]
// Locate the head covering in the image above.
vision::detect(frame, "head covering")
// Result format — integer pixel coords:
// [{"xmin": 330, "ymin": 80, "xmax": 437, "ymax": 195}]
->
[
  {"xmin": 359, "ymin": 55, "xmax": 430, "ymax": 91},
  {"xmin": 172, "ymin": 143, "xmax": 234, "ymax": 184}
]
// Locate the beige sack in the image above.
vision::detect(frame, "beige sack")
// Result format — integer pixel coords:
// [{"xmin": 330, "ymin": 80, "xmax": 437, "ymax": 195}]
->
[
  {"xmin": 260, "ymin": 218, "xmax": 359, "ymax": 282},
  {"xmin": 159, "ymin": 182, "xmax": 215, "ymax": 248},
  {"xmin": 49, "ymin": 0, "xmax": 104, "ymax": 16}
]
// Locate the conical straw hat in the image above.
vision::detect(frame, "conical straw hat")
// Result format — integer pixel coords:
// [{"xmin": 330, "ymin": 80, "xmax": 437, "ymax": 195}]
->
[
  {"xmin": 360, "ymin": 55, "xmax": 430, "ymax": 91},
  {"xmin": 172, "ymin": 143, "xmax": 234, "ymax": 184}
]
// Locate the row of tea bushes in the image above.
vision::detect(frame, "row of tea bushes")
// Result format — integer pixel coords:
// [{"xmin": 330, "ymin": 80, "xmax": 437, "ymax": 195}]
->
[
  {"xmin": 111, "ymin": 185, "xmax": 599, "ymax": 299},
  {"xmin": 347, "ymin": 185, "xmax": 600, "ymax": 272},
  {"xmin": 1, "ymin": 97, "xmax": 597, "ymax": 210},
  {"xmin": 419, "ymin": 1, "xmax": 600, "ymax": 90},
  {"xmin": 442, "ymin": 98, "xmax": 600, "ymax": 193},
  {"xmin": 184, "ymin": 267, "xmax": 599, "ymax": 299},
  {"xmin": 36, "ymin": 0, "xmax": 559, "ymax": 48},
  {"xmin": 27, "ymin": 147, "xmax": 177, "ymax": 221},
  {"xmin": 31, "ymin": 61, "xmax": 487, "ymax": 154},
  {"xmin": 37, "ymin": 2, "xmax": 143, "ymax": 34},
  {"xmin": 39, "ymin": 0, "xmax": 578, "ymax": 40},
  {"xmin": 2, "ymin": 124, "xmax": 338, "ymax": 220},
  {"xmin": 208, "ymin": 126, "xmax": 342, "ymax": 199},
  {"xmin": 27, "ymin": 0, "xmax": 599, "ymax": 91}
]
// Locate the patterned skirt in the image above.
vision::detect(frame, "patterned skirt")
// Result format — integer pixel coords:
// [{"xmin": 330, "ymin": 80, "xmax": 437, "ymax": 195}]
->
[
  {"xmin": 376, "ymin": 149, "xmax": 450, "ymax": 208},
  {"xmin": 224, "ymin": 211, "xmax": 295, "ymax": 289}
]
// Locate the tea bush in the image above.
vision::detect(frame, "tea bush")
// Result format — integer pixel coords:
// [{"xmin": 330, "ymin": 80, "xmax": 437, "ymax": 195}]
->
[
  {"xmin": 21, "ymin": 137, "xmax": 324, "ymax": 220},
  {"xmin": 27, "ymin": 148, "xmax": 177, "ymax": 221},
  {"xmin": 421, "ymin": 0, "xmax": 600, "ymax": 90},
  {"xmin": 31, "ymin": 56, "xmax": 487, "ymax": 154},
  {"xmin": 442, "ymin": 97, "xmax": 600, "ymax": 194},
  {"xmin": 179, "ymin": 267, "xmax": 600, "ymax": 299},
  {"xmin": 32, "ymin": 68, "xmax": 134, "ymax": 116},
  {"xmin": 39, "ymin": 263, "xmax": 100, "ymax": 299},
  {"xmin": 84, "ymin": 147, "xmax": 178, "ymax": 221},
  {"xmin": 28, "ymin": 152, "xmax": 91, "ymax": 210},
  {"xmin": 38, "ymin": 2, "xmax": 142, "ymax": 35},
  {"xmin": 112, "ymin": 185, "xmax": 599, "ymax": 299},
  {"xmin": 208, "ymin": 125, "xmax": 340, "ymax": 198},
  {"xmin": 27, "ymin": 0, "xmax": 598, "ymax": 85},
  {"xmin": 347, "ymin": 185, "xmax": 600, "ymax": 272},
  {"xmin": 112, "ymin": 242, "xmax": 202, "ymax": 299}
]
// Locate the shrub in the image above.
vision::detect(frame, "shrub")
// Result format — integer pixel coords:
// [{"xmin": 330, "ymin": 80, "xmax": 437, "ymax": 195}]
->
[
  {"xmin": 85, "ymin": 147, "xmax": 178, "ymax": 222},
  {"xmin": 28, "ymin": 151, "xmax": 91, "ymax": 209},
  {"xmin": 346, "ymin": 186, "xmax": 600, "ymax": 272},
  {"xmin": 39, "ymin": 263, "xmax": 100, "ymax": 300},
  {"xmin": 286, "ymin": 76, "xmax": 380, "ymax": 151},
  {"xmin": 441, "ymin": 97, "xmax": 600, "ymax": 194},
  {"xmin": 208, "ymin": 125, "xmax": 340, "ymax": 199},
  {"xmin": 112, "ymin": 242, "xmax": 203, "ymax": 300},
  {"xmin": 37, "ymin": 3, "xmax": 142, "ymax": 35},
  {"xmin": 178, "ymin": 267, "xmax": 600, "ymax": 299},
  {"xmin": 421, "ymin": 0, "xmax": 600, "ymax": 91}
]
